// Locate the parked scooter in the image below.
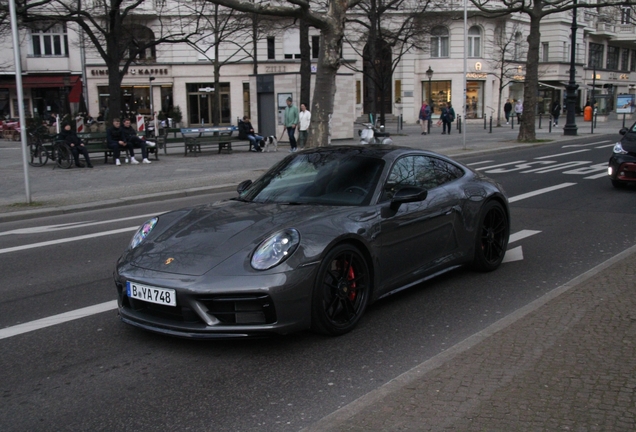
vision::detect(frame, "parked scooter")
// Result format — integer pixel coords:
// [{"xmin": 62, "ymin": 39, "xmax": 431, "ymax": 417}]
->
[{"xmin": 358, "ymin": 122, "xmax": 393, "ymax": 145}]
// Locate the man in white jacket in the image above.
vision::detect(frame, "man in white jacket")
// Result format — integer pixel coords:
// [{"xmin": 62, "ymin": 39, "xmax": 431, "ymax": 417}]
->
[{"xmin": 298, "ymin": 103, "xmax": 311, "ymax": 149}]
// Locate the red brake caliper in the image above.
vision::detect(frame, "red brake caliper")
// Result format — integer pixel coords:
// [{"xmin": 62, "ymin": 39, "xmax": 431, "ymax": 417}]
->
[{"xmin": 347, "ymin": 262, "xmax": 357, "ymax": 301}]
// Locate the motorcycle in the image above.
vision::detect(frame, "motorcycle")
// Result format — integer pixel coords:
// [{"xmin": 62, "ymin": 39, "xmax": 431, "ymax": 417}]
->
[{"xmin": 358, "ymin": 122, "xmax": 393, "ymax": 145}]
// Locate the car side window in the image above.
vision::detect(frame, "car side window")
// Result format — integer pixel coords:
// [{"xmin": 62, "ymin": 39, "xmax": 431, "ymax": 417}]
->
[{"xmin": 381, "ymin": 155, "xmax": 464, "ymax": 201}]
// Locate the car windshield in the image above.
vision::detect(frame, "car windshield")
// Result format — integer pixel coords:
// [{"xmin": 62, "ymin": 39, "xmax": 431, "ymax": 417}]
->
[{"xmin": 239, "ymin": 150, "xmax": 385, "ymax": 206}]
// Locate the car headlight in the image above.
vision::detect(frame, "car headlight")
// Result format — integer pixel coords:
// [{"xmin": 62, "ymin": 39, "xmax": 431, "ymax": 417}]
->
[
  {"xmin": 613, "ymin": 142, "xmax": 628, "ymax": 155},
  {"xmin": 130, "ymin": 217, "xmax": 158, "ymax": 249},
  {"xmin": 251, "ymin": 229, "xmax": 300, "ymax": 270}
]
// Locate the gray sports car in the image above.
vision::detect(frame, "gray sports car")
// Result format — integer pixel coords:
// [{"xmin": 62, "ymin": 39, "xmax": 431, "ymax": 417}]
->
[{"xmin": 114, "ymin": 145, "xmax": 510, "ymax": 338}]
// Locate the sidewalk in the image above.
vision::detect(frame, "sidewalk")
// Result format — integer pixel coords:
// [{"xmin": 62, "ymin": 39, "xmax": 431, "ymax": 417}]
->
[
  {"xmin": 0, "ymin": 116, "xmax": 625, "ymax": 222},
  {"xmin": 304, "ymin": 245, "xmax": 636, "ymax": 431}
]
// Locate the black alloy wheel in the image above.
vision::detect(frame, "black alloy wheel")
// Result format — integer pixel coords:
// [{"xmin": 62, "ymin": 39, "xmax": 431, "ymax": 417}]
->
[
  {"xmin": 472, "ymin": 201, "xmax": 509, "ymax": 272},
  {"xmin": 311, "ymin": 244, "xmax": 371, "ymax": 336}
]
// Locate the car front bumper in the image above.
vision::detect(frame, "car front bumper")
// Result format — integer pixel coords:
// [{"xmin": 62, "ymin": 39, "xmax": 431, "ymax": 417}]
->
[{"xmin": 608, "ymin": 154, "xmax": 636, "ymax": 183}]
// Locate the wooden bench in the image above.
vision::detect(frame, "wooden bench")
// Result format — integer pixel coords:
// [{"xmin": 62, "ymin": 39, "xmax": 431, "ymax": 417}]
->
[
  {"xmin": 180, "ymin": 126, "xmax": 250, "ymax": 156},
  {"xmin": 156, "ymin": 128, "xmax": 183, "ymax": 155},
  {"xmin": 77, "ymin": 131, "xmax": 159, "ymax": 164}
]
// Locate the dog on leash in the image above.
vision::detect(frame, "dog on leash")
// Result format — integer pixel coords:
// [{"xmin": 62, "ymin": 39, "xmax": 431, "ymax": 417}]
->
[{"xmin": 261, "ymin": 135, "xmax": 278, "ymax": 152}]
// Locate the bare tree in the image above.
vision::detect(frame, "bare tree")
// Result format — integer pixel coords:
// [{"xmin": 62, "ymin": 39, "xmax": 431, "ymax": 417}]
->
[
  {"xmin": 203, "ymin": 0, "xmax": 363, "ymax": 148},
  {"xmin": 17, "ymin": 0, "xmax": 201, "ymax": 122},
  {"xmin": 487, "ymin": 20, "xmax": 527, "ymax": 127},
  {"xmin": 343, "ymin": 0, "xmax": 433, "ymax": 125},
  {"xmin": 471, "ymin": 0, "xmax": 636, "ymax": 141},
  {"xmin": 187, "ymin": 2, "xmax": 252, "ymax": 125}
]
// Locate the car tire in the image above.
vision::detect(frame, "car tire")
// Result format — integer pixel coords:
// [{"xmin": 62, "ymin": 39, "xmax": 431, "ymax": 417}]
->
[
  {"xmin": 611, "ymin": 179, "xmax": 626, "ymax": 189},
  {"xmin": 311, "ymin": 244, "xmax": 371, "ymax": 336},
  {"xmin": 471, "ymin": 200, "xmax": 509, "ymax": 272}
]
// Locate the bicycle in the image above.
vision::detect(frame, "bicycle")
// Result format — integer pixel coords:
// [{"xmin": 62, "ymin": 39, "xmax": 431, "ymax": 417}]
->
[{"xmin": 28, "ymin": 126, "xmax": 73, "ymax": 169}]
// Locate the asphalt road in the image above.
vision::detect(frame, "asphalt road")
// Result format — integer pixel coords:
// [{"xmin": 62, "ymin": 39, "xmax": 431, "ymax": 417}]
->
[{"xmin": 0, "ymin": 136, "xmax": 634, "ymax": 431}]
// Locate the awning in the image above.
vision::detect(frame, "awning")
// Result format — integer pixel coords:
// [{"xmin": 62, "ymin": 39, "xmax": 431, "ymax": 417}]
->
[
  {"xmin": 0, "ymin": 75, "xmax": 81, "ymax": 88},
  {"xmin": 68, "ymin": 79, "xmax": 83, "ymax": 103},
  {"xmin": 538, "ymin": 82, "xmax": 564, "ymax": 90}
]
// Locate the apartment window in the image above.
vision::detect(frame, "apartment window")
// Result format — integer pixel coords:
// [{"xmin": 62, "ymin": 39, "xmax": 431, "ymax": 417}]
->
[
  {"xmin": 514, "ymin": 32, "xmax": 523, "ymax": 61},
  {"xmin": 621, "ymin": 48, "xmax": 630, "ymax": 71},
  {"xmin": 267, "ymin": 37, "xmax": 275, "ymax": 60},
  {"xmin": 542, "ymin": 42, "xmax": 549, "ymax": 62},
  {"xmin": 283, "ymin": 28, "xmax": 301, "ymax": 59},
  {"xmin": 356, "ymin": 81, "xmax": 361, "ymax": 104},
  {"xmin": 31, "ymin": 23, "xmax": 68, "ymax": 57},
  {"xmin": 621, "ymin": 7, "xmax": 631, "ymax": 24},
  {"xmin": 631, "ymin": 50, "xmax": 636, "ymax": 72},
  {"xmin": 312, "ymin": 36, "xmax": 320, "ymax": 59},
  {"xmin": 196, "ymin": 33, "xmax": 215, "ymax": 61},
  {"xmin": 243, "ymin": 82, "xmax": 250, "ymax": 118},
  {"xmin": 467, "ymin": 26, "xmax": 481, "ymax": 58},
  {"xmin": 607, "ymin": 46, "xmax": 620, "ymax": 70},
  {"xmin": 588, "ymin": 43, "xmax": 604, "ymax": 69},
  {"xmin": 430, "ymin": 27, "xmax": 449, "ymax": 58}
]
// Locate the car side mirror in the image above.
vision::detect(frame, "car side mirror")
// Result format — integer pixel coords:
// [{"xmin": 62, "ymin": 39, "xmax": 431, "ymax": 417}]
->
[
  {"xmin": 237, "ymin": 179, "xmax": 252, "ymax": 194},
  {"xmin": 619, "ymin": 128, "xmax": 628, "ymax": 135},
  {"xmin": 389, "ymin": 187, "xmax": 428, "ymax": 211}
]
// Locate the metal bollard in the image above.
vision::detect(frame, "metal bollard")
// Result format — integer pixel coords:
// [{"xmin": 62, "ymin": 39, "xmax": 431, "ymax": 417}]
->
[
  {"xmin": 511, "ymin": 116, "xmax": 514, "ymax": 129},
  {"xmin": 489, "ymin": 116, "xmax": 492, "ymax": 133},
  {"xmin": 458, "ymin": 116, "xmax": 462, "ymax": 134},
  {"xmin": 623, "ymin": 112, "xmax": 626, "ymax": 128},
  {"xmin": 428, "ymin": 118, "xmax": 431, "ymax": 134},
  {"xmin": 549, "ymin": 118, "xmax": 552, "ymax": 133},
  {"xmin": 538, "ymin": 113, "xmax": 542, "ymax": 129},
  {"xmin": 484, "ymin": 116, "xmax": 487, "ymax": 130}
]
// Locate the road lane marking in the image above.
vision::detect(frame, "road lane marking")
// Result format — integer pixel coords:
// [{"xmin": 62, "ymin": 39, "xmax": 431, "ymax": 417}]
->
[
  {"xmin": 502, "ymin": 246, "xmax": 523, "ymax": 263},
  {"xmin": 595, "ymin": 143, "xmax": 616, "ymax": 149},
  {"xmin": 535, "ymin": 149, "xmax": 590, "ymax": 159},
  {"xmin": 0, "ymin": 212, "xmax": 159, "ymax": 236},
  {"xmin": 585, "ymin": 172, "xmax": 609, "ymax": 180},
  {"xmin": 509, "ymin": 230, "xmax": 541, "ymax": 243},
  {"xmin": 466, "ymin": 160, "xmax": 495, "ymax": 166},
  {"xmin": 562, "ymin": 141, "xmax": 610, "ymax": 148},
  {"xmin": 473, "ymin": 160, "xmax": 526, "ymax": 171},
  {"xmin": 509, "ymin": 183, "xmax": 577, "ymax": 203},
  {"xmin": 0, "ymin": 227, "xmax": 137, "ymax": 255},
  {"xmin": 0, "ymin": 300, "xmax": 117, "ymax": 340},
  {"xmin": 521, "ymin": 161, "xmax": 591, "ymax": 173}
]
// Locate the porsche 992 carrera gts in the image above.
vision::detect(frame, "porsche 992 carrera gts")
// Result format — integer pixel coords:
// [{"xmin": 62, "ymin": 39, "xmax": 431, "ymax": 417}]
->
[{"xmin": 114, "ymin": 145, "xmax": 510, "ymax": 338}]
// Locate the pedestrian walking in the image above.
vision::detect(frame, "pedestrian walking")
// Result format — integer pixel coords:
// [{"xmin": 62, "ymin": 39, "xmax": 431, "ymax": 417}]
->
[
  {"xmin": 298, "ymin": 103, "xmax": 311, "ymax": 148},
  {"xmin": 440, "ymin": 103, "xmax": 454, "ymax": 135},
  {"xmin": 504, "ymin": 99, "xmax": 512, "ymax": 124},
  {"xmin": 515, "ymin": 100, "xmax": 523, "ymax": 124},
  {"xmin": 282, "ymin": 97, "xmax": 299, "ymax": 152},
  {"xmin": 419, "ymin": 101, "xmax": 431, "ymax": 135},
  {"xmin": 551, "ymin": 100, "xmax": 561, "ymax": 126}
]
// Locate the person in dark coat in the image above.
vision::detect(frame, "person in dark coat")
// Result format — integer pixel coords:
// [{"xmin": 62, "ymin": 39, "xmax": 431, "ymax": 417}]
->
[
  {"xmin": 551, "ymin": 100, "xmax": 562, "ymax": 126},
  {"xmin": 121, "ymin": 118, "xmax": 151, "ymax": 164},
  {"xmin": 238, "ymin": 116, "xmax": 263, "ymax": 152},
  {"xmin": 106, "ymin": 118, "xmax": 133, "ymax": 166},
  {"xmin": 503, "ymin": 99, "xmax": 512, "ymax": 124},
  {"xmin": 60, "ymin": 122, "xmax": 93, "ymax": 168}
]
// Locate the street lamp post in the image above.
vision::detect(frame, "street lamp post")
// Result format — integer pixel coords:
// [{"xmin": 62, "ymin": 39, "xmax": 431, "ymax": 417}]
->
[
  {"xmin": 591, "ymin": 65, "xmax": 596, "ymax": 133},
  {"xmin": 149, "ymin": 76, "xmax": 156, "ymax": 137},
  {"xmin": 563, "ymin": 0, "xmax": 578, "ymax": 136},
  {"xmin": 426, "ymin": 66, "xmax": 434, "ymax": 134}
]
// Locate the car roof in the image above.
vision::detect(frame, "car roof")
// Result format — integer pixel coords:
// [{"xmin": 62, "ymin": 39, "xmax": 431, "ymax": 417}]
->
[{"xmin": 299, "ymin": 145, "xmax": 442, "ymax": 162}]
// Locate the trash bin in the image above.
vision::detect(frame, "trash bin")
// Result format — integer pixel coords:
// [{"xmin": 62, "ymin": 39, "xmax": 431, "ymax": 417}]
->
[{"xmin": 584, "ymin": 105, "xmax": 593, "ymax": 122}]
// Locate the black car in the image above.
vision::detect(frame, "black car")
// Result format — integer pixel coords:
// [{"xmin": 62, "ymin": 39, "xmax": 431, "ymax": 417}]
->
[
  {"xmin": 609, "ymin": 122, "xmax": 636, "ymax": 188},
  {"xmin": 114, "ymin": 145, "xmax": 510, "ymax": 338}
]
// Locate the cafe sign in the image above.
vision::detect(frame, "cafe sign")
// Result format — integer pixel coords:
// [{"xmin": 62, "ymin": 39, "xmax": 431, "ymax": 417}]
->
[{"xmin": 90, "ymin": 67, "xmax": 170, "ymax": 77}]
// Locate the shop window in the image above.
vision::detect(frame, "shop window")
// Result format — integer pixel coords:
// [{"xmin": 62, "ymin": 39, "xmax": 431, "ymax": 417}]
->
[
  {"xmin": 467, "ymin": 26, "xmax": 481, "ymax": 58},
  {"xmin": 395, "ymin": 80, "xmax": 402, "ymax": 104},
  {"xmin": 267, "ymin": 37, "xmax": 275, "ymax": 60},
  {"xmin": 588, "ymin": 43, "xmax": 604, "ymax": 69},
  {"xmin": 422, "ymin": 80, "xmax": 451, "ymax": 115},
  {"xmin": 30, "ymin": 23, "xmax": 69, "ymax": 57},
  {"xmin": 430, "ymin": 27, "xmax": 449, "ymax": 58},
  {"xmin": 283, "ymin": 28, "xmax": 301, "ymax": 59},
  {"xmin": 607, "ymin": 46, "xmax": 620, "ymax": 70},
  {"xmin": 186, "ymin": 82, "xmax": 231, "ymax": 125},
  {"xmin": 312, "ymin": 36, "xmax": 320, "ymax": 59}
]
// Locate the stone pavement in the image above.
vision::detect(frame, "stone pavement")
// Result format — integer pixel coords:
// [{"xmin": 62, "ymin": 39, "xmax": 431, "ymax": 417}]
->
[
  {"xmin": 305, "ymin": 245, "xmax": 636, "ymax": 431},
  {"xmin": 2, "ymin": 116, "xmax": 635, "ymax": 430},
  {"xmin": 0, "ymin": 115, "xmax": 627, "ymax": 222}
]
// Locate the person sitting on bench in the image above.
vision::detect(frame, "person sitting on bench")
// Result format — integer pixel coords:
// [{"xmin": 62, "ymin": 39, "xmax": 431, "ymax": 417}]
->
[{"xmin": 238, "ymin": 116, "xmax": 264, "ymax": 152}]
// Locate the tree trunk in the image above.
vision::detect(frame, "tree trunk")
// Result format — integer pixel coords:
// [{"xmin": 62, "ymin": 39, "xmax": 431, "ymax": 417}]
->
[
  {"xmin": 518, "ymin": 12, "xmax": 542, "ymax": 141},
  {"xmin": 300, "ymin": 19, "xmax": 311, "ymax": 107},
  {"xmin": 307, "ymin": 0, "xmax": 347, "ymax": 147}
]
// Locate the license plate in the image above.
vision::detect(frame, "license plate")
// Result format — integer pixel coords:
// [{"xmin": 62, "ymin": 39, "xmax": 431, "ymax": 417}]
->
[{"xmin": 126, "ymin": 281, "xmax": 176, "ymax": 307}]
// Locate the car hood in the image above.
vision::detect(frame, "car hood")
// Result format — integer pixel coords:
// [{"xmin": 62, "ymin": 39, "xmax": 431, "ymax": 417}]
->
[
  {"xmin": 621, "ymin": 132, "xmax": 636, "ymax": 153},
  {"xmin": 128, "ymin": 200, "xmax": 339, "ymax": 276}
]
